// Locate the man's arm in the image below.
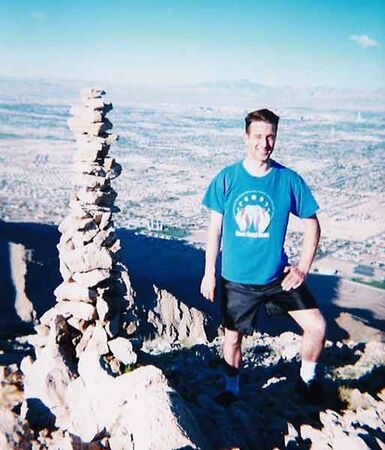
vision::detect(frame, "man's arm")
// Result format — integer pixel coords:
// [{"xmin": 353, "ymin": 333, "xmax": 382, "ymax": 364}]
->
[
  {"xmin": 200, "ymin": 210, "xmax": 223, "ymax": 301},
  {"xmin": 281, "ymin": 214, "xmax": 321, "ymax": 291}
]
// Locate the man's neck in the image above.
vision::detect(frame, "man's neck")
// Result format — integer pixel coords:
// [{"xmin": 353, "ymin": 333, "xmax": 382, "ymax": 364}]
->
[{"xmin": 243, "ymin": 157, "xmax": 272, "ymax": 177}]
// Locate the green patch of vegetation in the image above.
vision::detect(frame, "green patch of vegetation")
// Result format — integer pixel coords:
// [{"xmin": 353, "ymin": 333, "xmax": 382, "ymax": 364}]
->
[
  {"xmin": 124, "ymin": 362, "xmax": 141, "ymax": 373},
  {"xmin": 161, "ymin": 225, "xmax": 189, "ymax": 238},
  {"xmin": 351, "ymin": 277, "xmax": 385, "ymax": 290}
]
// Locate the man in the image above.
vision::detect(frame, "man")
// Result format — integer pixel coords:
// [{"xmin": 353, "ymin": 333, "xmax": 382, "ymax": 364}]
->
[{"xmin": 200, "ymin": 109, "xmax": 326, "ymax": 406}]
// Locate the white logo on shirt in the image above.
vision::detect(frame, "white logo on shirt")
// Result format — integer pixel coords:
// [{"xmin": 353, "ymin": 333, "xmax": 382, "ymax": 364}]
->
[{"xmin": 233, "ymin": 191, "xmax": 274, "ymax": 238}]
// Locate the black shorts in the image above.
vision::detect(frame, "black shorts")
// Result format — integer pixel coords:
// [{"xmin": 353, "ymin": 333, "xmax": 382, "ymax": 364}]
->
[{"xmin": 221, "ymin": 275, "xmax": 318, "ymax": 335}]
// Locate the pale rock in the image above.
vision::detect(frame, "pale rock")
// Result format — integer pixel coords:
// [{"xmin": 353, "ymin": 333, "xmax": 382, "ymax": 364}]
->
[
  {"xmin": 319, "ymin": 409, "xmax": 344, "ymax": 435},
  {"xmin": 75, "ymin": 325, "xmax": 95, "ymax": 357},
  {"xmin": 67, "ymin": 317, "xmax": 88, "ymax": 332},
  {"xmin": 80, "ymin": 98, "xmax": 113, "ymax": 112},
  {"xmin": 80, "ymin": 87, "xmax": 106, "ymax": 99},
  {"xmin": 148, "ymin": 286, "xmax": 207, "ymax": 345},
  {"xmin": 59, "ymin": 261, "xmax": 72, "ymax": 282},
  {"xmin": 74, "ymin": 147, "xmax": 106, "ymax": 163},
  {"xmin": 108, "ymin": 337, "xmax": 137, "ymax": 365},
  {"xmin": 22, "ymin": 325, "xmax": 77, "ymax": 422},
  {"xmin": 85, "ymin": 203, "xmax": 120, "ymax": 213},
  {"xmin": 272, "ymin": 331, "xmax": 301, "ymax": 360},
  {"xmin": 103, "ymin": 134, "xmax": 119, "ymax": 145},
  {"xmin": 76, "ymin": 134, "xmax": 110, "ymax": 146},
  {"xmin": 300, "ymin": 424, "xmax": 329, "ymax": 447},
  {"xmin": 39, "ymin": 308, "xmax": 57, "ymax": 327},
  {"xmin": 68, "ymin": 202, "xmax": 91, "ymax": 219},
  {"xmin": 109, "ymin": 434, "xmax": 134, "ymax": 450},
  {"xmin": 70, "ymin": 106, "xmax": 104, "ymax": 123},
  {"xmin": 98, "ymin": 211, "xmax": 112, "ymax": 229},
  {"xmin": 72, "ymin": 268, "xmax": 110, "ymax": 287},
  {"xmin": 56, "ymin": 301, "xmax": 96, "ymax": 321},
  {"xmin": 75, "ymin": 173, "xmax": 109, "ymax": 190},
  {"xmin": 0, "ymin": 407, "xmax": 17, "ymax": 443},
  {"xmin": 9, "ymin": 242, "xmax": 36, "ymax": 322},
  {"xmin": 54, "ymin": 282, "xmax": 97, "ymax": 303},
  {"xmin": 72, "ymin": 163, "xmax": 107, "ymax": 177},
  {"xmin": 68, "ymin": 117, "xmax": 112, "ymax": 136},
  {"xmin": 330, "ymin": 434, "xmax": 371, "ymax": 449},
  {"xmin": 61, "ymin": 244, "xmax": 113, "ymax": 273},
  {"xmin": 59, "ymin": 216, "xmax": 96, "ymax": 234},
  {"xmin": 81, "ymin": 322, "xmax": 109, "ymax": 356},
  {"xmin": 117, "ymin": 366, "xmax": 208, "ymax": 450},
  {"xmin": 77, "ymin": 187, "xmax": 117, "ymax": 207},
  {"xmin": 70, "ymin": 229, "xmax": 100, "ymax": 247},
  {"xmin": 361, "ymin": 341, "xmax": 385, "ymax": 365},
  {"xmin": 125, "ymin": 321, "xmax": 137, "ymax": 336},
  {"xmin": 109, "ymin": 357, "xmax": 122, "ymax": 375},
  {"xmin": 0, "ymin": 432, "xmax": 12, "ymax": 450},
  {"xmin": 77, "ymin": 140, "xmax": 108, "ymax": 152},
  {"xmin": 77, "ymin": 349, "xmax": 120, "ymax": 432},
  {"xmin": 92, "ymin": 226, "xmax": 117, "ymax": 248},
  {"xmin": 57, "ymin": 376, "xmax": 99, "ymax": 443},
  {"xmin": 96, "ymin": 296, "xmax": 109, "ymax": 321},
  {"xmin": 58, "ymin": 230, "xmax": 74, "ymax": 248},
  {"xmin": 28, "ymin": 333, "xmax": 48, "ymax": 348},
  {"xmin": 34, "ymin": 323, "xmax": 50, "ymax": 336}
]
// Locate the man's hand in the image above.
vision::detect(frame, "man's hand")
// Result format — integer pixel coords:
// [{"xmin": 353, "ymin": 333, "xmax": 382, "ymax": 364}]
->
[
  {"xmin": 200, "ymin": 273, "xmax": 216, "ymax": 302},
  {"xmin": 281, "ymin": 266, "xmax": 306, "ymax": 291}
]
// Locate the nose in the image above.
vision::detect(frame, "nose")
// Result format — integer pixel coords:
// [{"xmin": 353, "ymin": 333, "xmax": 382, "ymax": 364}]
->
[{"xmin": 257, "ymin": 137, "xmax": 270, "ymax": 150}]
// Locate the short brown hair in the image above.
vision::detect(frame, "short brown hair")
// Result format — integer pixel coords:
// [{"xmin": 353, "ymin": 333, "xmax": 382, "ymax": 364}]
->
[{"xmin": 245, "ymin": 109, "xmax": 279, "ymax": 133}]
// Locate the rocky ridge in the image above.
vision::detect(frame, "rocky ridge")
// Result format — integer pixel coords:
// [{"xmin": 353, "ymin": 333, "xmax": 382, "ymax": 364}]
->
[{"xmin": 1, "ymin": 332, "xmax": 384, "ymax": 449}]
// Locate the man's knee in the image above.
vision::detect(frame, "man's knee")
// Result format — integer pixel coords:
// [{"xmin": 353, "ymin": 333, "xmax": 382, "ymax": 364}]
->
[{"xmin": 305, "ymin": 313, "xmax": 327, "ymax": 340}]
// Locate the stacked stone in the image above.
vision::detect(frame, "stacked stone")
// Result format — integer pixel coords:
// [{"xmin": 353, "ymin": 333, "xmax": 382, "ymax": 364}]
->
[{"xmin": 33, "ymin": 88, "xmax": 137, "ymax": 373}]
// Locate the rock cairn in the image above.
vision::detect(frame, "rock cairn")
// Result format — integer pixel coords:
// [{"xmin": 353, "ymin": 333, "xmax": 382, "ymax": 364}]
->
[
  {"xmin": 29, "ymin": 88, "xmax": 138, "ymax": 375},
  {"xmin": 18, "ymin": 89, "xmax": 210, "ymax": 448}
]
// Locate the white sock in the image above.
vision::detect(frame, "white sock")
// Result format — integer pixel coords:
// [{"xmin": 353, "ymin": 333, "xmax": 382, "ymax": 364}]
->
[
  {"xmin": 225, "ymin": 374, "xmax": 240, "ymax": 396},
  {"xmin": 300, "ymin": 360, "xmax": 317, "ymax": 383}
]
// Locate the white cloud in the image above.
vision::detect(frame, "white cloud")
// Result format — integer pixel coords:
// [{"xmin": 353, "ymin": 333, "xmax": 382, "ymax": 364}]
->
[
  {"xmin": 30, "ymin": 11, "xmax": 46, "ymax": 21},
  {"xmin": 350, "ymin": 34, "xmax": 378, "ymax": 48}
]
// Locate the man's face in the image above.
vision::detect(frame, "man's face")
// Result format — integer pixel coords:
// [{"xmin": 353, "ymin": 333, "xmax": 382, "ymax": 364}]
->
[{"xmin": 243, "ymin": 121, "xmax": 277, "ymax": 163}]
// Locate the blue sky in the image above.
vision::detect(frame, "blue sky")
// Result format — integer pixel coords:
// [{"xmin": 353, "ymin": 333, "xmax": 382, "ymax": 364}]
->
[{"xmin": 0, "ymin": 0, "xmax": 384, "ymax": 88}]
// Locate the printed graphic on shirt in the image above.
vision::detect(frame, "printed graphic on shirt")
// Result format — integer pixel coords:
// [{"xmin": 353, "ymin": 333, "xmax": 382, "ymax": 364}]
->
[{"xmin": 233, "ymin": 190, "xmax": 274, "ymax": 238}]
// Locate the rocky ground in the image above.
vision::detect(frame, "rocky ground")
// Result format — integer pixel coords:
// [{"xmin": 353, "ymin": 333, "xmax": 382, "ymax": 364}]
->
[{"xmin": 1, "ymin": 331, "xmax": 384, "ymax": 449}]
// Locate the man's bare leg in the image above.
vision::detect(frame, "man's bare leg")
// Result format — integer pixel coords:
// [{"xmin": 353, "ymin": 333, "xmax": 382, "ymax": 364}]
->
[
  {"xmin": 289, "ymin": 308, "xmax": 326, "ymax": 383},
  {"xmin": 223, "ymin": 328, "xmax": 244, "ymax": 369}
]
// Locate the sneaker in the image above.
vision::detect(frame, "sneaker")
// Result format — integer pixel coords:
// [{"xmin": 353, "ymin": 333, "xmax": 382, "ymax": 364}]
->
[
  {"xmin": 296, "ymin": 378, "xmax": 324, "ymax": 404},
  {"xmin": 215, "ymin": 390, "xmax": 238, "ymax": 407}
]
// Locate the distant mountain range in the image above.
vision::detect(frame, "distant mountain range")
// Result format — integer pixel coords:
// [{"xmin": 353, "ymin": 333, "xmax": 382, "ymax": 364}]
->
[{"xmin": 1, "ymin": 76, "xmax": 384, "ymax": 110}]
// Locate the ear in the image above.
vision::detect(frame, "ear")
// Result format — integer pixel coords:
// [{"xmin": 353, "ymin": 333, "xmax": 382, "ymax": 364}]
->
[{"xmin": 243, "ymin": 132, "xmax": 249, "ymax": 145}]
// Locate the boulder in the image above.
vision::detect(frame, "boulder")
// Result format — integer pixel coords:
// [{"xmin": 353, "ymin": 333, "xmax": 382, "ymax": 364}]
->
[
  {"xmin": 69, "ymin": 106, "xmax": 104, "ymax": 123},
  {"xmin": 108, "ymin": 337, "xmax": 137, "ymax": 365},
  {"xmin": 61, "ymin": 245, "xmax": 113, "ymax": 273},
  {"xmin": 56, "ymin": 301, "xmax": 96, "ymax": 321},
  {"xmin": 77, "ymin": 188, "xmax": 117, "ymax": 207},
  {"xmin": 72, "ymin": 269, "xmax": 110, "ymax": 288},
  {"xmin": 80, "ymin": 98, "xmax": 113, "ymax": 112},
  {"xmin": 54, "ymin": 282, "xmax": 97, "ymax": 303}
]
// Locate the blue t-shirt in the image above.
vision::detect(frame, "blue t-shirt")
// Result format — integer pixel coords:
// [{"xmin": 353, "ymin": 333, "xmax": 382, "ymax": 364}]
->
[{"xmin": 202, "ymin": 160, "xmax": 319, "ymax": 284}]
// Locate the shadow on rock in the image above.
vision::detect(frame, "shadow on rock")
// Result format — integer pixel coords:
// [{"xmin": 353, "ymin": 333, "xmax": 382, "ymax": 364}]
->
[
  {"xmin": 0, "ymin": 220, "xmax": 60, "ymax": 340},
  {"xmin": 1, "ymin": 220, "xmax": 384, "ymax": 347}
]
